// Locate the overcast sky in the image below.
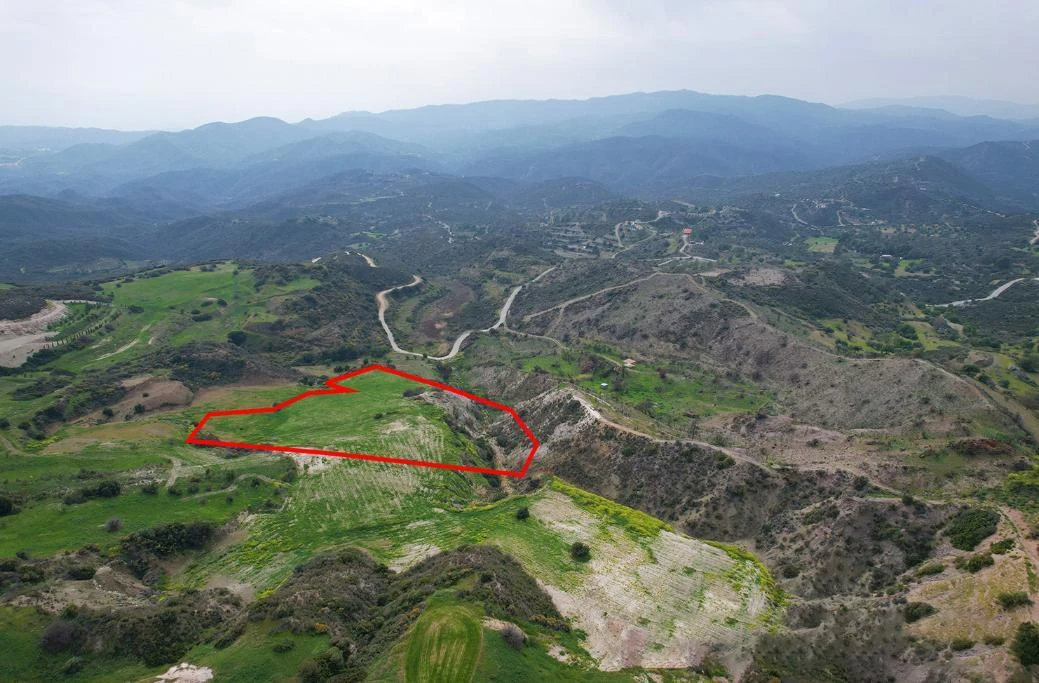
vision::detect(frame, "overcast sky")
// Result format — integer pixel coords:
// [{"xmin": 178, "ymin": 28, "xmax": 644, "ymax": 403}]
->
[{"xmin": 3, "ymin": 0, "xmax": 1037, "ymax": 130}]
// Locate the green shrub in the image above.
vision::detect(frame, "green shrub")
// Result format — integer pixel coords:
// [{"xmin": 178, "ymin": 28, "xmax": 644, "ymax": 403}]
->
[
  {"xmin": 569, "ymin": 541, "xmax": 591, "ymax": 562},
  {"xmin": 997, "ymin": 592, "xmax": 1033, "ymax": 609},
  {"xmin": 1011, "ymin": 622, "xmax": 1039, "ymax": 666},
  {"xmin": 18, "ymin": 564, "xmax": 44, "ymax": 583},
  {"xmin": 964, "ymin": 553, "xmax": 995, "ymax": 573},
  {"xmin": 95, "ymin": 480, "xmax": 121, "ymax": 498},
  {"xmin": 120, "ymin": 521, "xmax": 216, "ymax": 577},
  {"xmin": 515, "ymin": 507, "xmax": 530, "ymax": 521},
  {"xmin": 915, "ymin": 562, "xmax": 944, "ymax": 577},
  {"xmin": 65, "ymin": 480, "xmax": 121, "ymax": 505},
  {"xmin": 904, "ymin": 602, "xmax": 937, "ymax": 623},
  {"xmin": 950, "ymin": 638, "xmax": 974, "ymax": 651},
  {"xmin": 66, "ymin": 566, "xmax": 96, "ymax": 580},
  {"xmin": 990, "ymin": 538, "xmax": 1015, "ymax": 554},
  {"xmin": 1019, "ymin": 354, "xmax": 1039, "ymax": 373},
  {"xmin": 0, "ymin": 495, "xmax": 19, "ymax": 516},
  {"xmin": 40, "ymin": 620, "xmax": 80, "ymax": 653},
  {"xmin": 945, "ymin": 508, "xmax": 999, "ymax": 550},
  {"xmin": 502, "ymin": 623, "xmax": 526, "ymax": 650}
]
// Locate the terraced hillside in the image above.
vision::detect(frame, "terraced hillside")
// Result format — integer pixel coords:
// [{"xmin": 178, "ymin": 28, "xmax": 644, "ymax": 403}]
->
[
  {"xmin": 195, "ymin": 369, "xmax": 473, "ymax": 465},
  {"xmin": 180, "ymin": 372, "xmax": 781, "ymax": 671}
]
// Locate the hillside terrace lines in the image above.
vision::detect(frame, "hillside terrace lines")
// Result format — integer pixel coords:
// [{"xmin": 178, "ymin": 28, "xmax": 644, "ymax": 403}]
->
[{"xmin": 186, "ymin": 364, "xmax": 540, "ymax": 477}]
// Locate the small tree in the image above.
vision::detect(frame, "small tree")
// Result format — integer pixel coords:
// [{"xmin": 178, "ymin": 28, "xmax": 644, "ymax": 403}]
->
[
  {"xmin": 903, "ymin": 602, "xmax": 936, "ymax": 623},
  {"xmin": 95, "ymin": 481, "xmax": 121, "ymax": 498},
  {"xmin": 0, "ymin": 496, "xmax": 18, "ymax": 517},
  {"xmin": 227, "ymin": 331, "xmax": 247, "ymax": 347},
  {"xmin": 570, "ymin": 541, "xmax": 591, "ymax": 562},
  {"xmin": 998, "ymin": 592, "xmax": 1033, "ymax": 609},
  {"xmin": 1012, "ymin": 621, "xmax": 1039, "ymax": 666},
  {"xmin": 501, "ymin": 624, "xmax": 526, "ymax": 650},
  {"xmin": 40, "ymin": 620, "xmax": 79, "ymax": 653},
  {"xmin": 105, "ymin": 518, "xmax": 123, "ymax": 533},
  {"xmin": 515, "ymin": 507, "xmax": 530, "ymax": 521}
]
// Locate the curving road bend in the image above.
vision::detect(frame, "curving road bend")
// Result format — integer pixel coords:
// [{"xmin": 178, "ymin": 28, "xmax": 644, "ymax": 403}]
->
[
  {"xmin": 942, "ymin": 277, "xmax": 1039, "ymax": 307},
  {"xmin": 376, "ymin": 266, "xmax": 557, "ymax": 361},
  {"xmin": 376, "ymin": 275, "xmax": 425, "ymax": 356}
]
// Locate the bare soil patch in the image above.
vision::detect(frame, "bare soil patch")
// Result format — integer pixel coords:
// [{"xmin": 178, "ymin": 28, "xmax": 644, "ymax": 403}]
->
[
  {"xmin": 0, "ymin": 301, "xmax": 68, "ymax": 367},
  {"xmin": 733, "ymin": 268, "xmax": 788, "ymax": 286}
]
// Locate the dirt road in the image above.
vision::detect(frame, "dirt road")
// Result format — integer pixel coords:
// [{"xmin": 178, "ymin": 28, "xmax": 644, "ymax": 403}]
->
[
  {"xmin": 345, "ymin": 251, "xmax": 377, "ymax": 268},
  {"xmin": 790, "ymin": 204, "xmax": 814, "ymax": 228},
  {"xmin": 569, "ymin": 390, "xmax": 753, "ymax": 464},
  {"xmin": 523, "ymin": 272, "xmax": 667, "ymax": 321},
  {"xmin": 376, "ymin": 275, "xmax": 474, "ymax": 361},
  {"xmin": 0, "ymin": 301, "xmax": 69, "ymax": 367},
  {"xmin": 377, "ymin": 266, "xmax": 558, "ymax": 361},
  {"xmin": 483, "ymin": 287, "xmax": 522, "ymax": 331},
  {"xmin": 376, "ymin": 275, "xmax": 424, "ymax": 355}
]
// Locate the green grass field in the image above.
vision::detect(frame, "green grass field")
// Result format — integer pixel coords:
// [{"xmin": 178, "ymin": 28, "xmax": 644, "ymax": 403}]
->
[
  {"xmin": 202, "ymin": 370, "xmax": 471, "ymax": 464},
  {"xmin": 806, "ymin": 236, "xmax": 838, "ymax": 253},
  {"xmin": 42, "ymin": 263, "xmax": 317, "ymax": 375},
  {"xmin": 0, "ymin": 470, "xmax": 282, "ymax": 558},
  {"xmin": 181, "ymin": 620, "xmax": 330, "ymax": 683},
  {"xmin": 404, "ymin": 598, "xmax": 483, "ymax": 683},
  {"xmin": 0, "ymin": 606, "xmax": 155, "ymax": 682},
  {"xmin": 0, "ymin": 264, "xmax": 321, "ymax": 433},
  {"xmin": 474, "ymin": 627, "xmax": 636, "ymax": 682},
  {"xmin": 0, "ymin": 404, "xmax": 296, "ymax": 557}
]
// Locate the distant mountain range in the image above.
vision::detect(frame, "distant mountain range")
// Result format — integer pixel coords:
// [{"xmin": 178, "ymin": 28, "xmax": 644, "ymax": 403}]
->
[
  {"xmin": 2, "ymin": 89, "xmax": 1039, "ymax": 281},
  {"xmin": 841, "ymin": 95, "xmax": 1039, "ymax": 121}
]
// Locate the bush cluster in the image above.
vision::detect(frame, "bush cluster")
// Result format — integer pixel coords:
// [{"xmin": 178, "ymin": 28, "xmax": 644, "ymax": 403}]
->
[{"xmin": 945, "ymin": 508, "xmax": 999, "ymax": 551}]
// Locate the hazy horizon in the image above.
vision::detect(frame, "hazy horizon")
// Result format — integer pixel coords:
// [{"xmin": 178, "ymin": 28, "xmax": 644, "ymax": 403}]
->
[
  {"xmin": 5, "ymin": 88, "xmax": 1039, "ymax": 134},
  {"xmin": 4, "ymin": 0, "xmax": 1038, "ymax": 130}
]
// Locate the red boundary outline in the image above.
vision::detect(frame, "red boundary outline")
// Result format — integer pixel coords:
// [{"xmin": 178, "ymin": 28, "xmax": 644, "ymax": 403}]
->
[{"xmin": 185, "ymin": 364, "xmax": 539, "ymax": 478}]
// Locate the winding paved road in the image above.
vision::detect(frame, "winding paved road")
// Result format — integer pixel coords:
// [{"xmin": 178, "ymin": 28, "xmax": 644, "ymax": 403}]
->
[{"xmin": 942, "ymin": 277, "xmax": 1039, "ymax": 307}]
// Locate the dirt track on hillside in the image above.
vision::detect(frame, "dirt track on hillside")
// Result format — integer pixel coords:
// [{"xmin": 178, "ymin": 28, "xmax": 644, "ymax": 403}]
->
[{"xmin": 0, "ymin": 301, "xmax": 68, "ymax": 367}]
